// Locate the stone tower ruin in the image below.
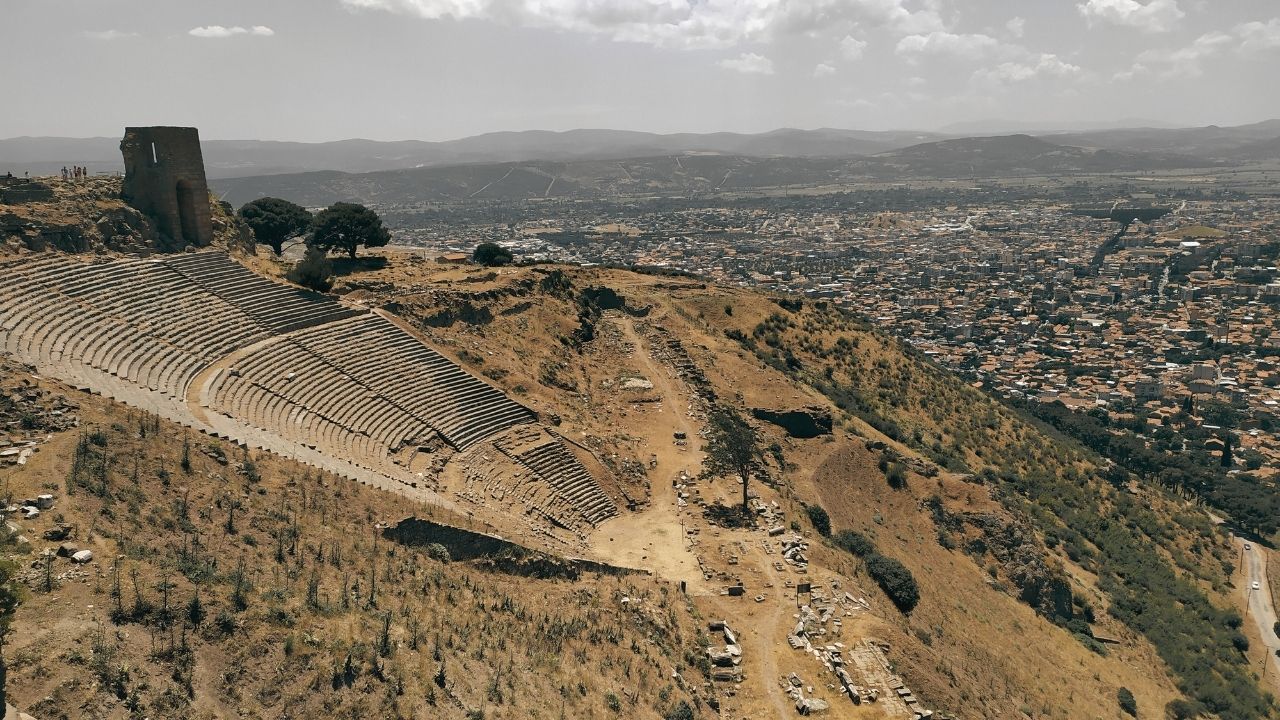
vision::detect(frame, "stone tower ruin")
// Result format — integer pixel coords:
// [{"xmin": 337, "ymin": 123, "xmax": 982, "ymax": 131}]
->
[{"xmin": 120, "ymin": 126, "xmax": 214, "ymax": 250}]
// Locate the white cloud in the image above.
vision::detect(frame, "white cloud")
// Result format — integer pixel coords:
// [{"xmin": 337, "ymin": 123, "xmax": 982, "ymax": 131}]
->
[
  {"xmin": 189, "ymin": 25, "xmax": 276, "ymax": 38},
  {"xmin": 718, "ymin": 52, "xmax": 774, "ymax": 75},
  {"xmin": 341, "ymin": 0, "xmax": 945, "ymax": 49},
  {"xmin": 839, "ymin": 34, "xmax": 867, "ymax": 60},
  {"xmin": 974, "ymin": 53, "xmax": 1081, "ymax": 84},
  {"xmin": 1077, "ymin": 0, "xmax": 1183, "ymax": 33},
  {"xmin": 83, "ymin": 29, "xmax": 138, "ymax": 41},
  {"xmin": 1005, "ymin": 17, "xmax": 1025, "ymax": 38},
  {"xmin": 1235, "ymin": 18, "xmax": 1280, "ymax": 51},
  {"xmin": 896, "ymin": 31, "xmax": 998, "ymax": 58},
  {"xmin": 1118, "ymin": 30, "xmax": 1231, "ymax": 79},
  {"xmin": 813, "ymin": 62, "xmax": 836, "ymax": 77}
]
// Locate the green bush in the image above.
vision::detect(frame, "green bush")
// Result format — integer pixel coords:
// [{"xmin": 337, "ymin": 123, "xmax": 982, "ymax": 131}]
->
[
  {"xmin": 885, "ymin": 462, "xmax": 907, "ymax": 489},
  {"xmin": 1165, "ymin": 698, "xmax": 1204, "ymax": 719},
  {"xmin": 1118, "ymin": 687, "xmax": 1137, "ymax": 717},
  {"xmin": 833, "ymin": 530, "xmax": 875, "ymax": 557},
  {"xmin": 865, "ymin": 553, "xmax": 920, "ymax": 613},
  {"xmin": 665, "ymin": 700, "xmax": 695, "ymax": 720},
  {"xmin": 805, "ymin": 504, "xmax": 831, "ymax": 537},
  {"xmin": 425, "ymin": 543, "xmax": 451, "ymax": 564}
]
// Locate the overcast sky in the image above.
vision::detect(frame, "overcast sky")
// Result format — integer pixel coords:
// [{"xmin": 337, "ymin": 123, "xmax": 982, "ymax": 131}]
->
[{"xmin": 3, "ymin": 0, "xmax": 1279, "ymax": 141}]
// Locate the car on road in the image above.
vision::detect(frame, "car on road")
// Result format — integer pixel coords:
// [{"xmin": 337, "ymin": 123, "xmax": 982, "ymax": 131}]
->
[{"xmin": 1252, "ymin": 581, "xmax": 1261, "ymax": 590}]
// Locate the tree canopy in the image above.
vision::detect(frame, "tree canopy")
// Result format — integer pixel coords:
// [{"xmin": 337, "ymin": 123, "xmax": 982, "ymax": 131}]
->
[
  {"xmin": 473, "ymin": 242, "xmax": 514, "ymax": 267},
  {"xmin": 238, "ymin": 197, "xmax": 312, "ymax": 256},
  {"xmin": 309, "ymin": 202, "xmax": 390, "ymax": 259},
  {"xmin": 703, "ymin": 407, "xmax": 764, "ymax": 514}
]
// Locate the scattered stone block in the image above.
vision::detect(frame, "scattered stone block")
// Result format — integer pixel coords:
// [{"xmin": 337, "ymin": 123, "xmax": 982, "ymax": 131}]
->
[{"xmin": 71, "ymin": 549, "xmax": 93, "ymax": 563}]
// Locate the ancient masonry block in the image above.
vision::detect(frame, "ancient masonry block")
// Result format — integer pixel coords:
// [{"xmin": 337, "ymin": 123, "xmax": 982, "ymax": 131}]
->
[{"xmin": 119, "ymin": 126, "xmax": 213, "ymax": 249}]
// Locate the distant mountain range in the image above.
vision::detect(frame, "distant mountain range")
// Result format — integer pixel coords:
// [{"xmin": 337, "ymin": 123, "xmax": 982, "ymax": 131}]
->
[
  {"xmin": 0, "ymin": 128, "xmax": 947, "ymax": 180},
  {"xmin": 3, "ymin": 121, "xmax": 1277, "ymax": 206},
  {"xmin": 4, "ymin": 120, "xmax": 1278, "ymax": 182},
  {"xmin": 205, "ymin": 134, "xmax": 1226, "ymax": 207}
]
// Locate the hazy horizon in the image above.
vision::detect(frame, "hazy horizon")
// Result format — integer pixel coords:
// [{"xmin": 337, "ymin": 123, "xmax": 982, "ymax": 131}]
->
[
  {"xmin": 3, "ymin": 117, "xmax": 1278, "ymax": 146},
  {"xmin": 4, "ymin": 0, "xmax": 1280, "ymax": 143}
]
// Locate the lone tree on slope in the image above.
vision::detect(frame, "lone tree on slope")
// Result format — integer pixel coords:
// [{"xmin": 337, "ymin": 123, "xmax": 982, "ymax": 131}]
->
[
  {"xmin": 703, "ymin": 407, "xmax": 765, "ymax": 516},
  {"xmin": 473, "ymin": 242, "xmax": 514, "ymax": 267},
  {"xmin": 238, "ymin": 197, "xmax": 312, "ymax": 256},
  {"xmin": 309, "ymin": 202, "xmax": 390, "ymax": 260}
]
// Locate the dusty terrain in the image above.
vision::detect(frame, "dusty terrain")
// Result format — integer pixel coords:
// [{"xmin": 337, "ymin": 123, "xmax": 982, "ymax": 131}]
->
[{"xmin": 1, "ymin": 243, "xmax": 1270, "ymax": 719}]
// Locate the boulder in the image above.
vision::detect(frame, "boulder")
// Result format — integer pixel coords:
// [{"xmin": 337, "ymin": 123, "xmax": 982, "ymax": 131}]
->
[
  {"xmin": 801, "ymin": 698, "xmax": 830, "ymax": 714},
  {"xmin": 56, "ymin": 543, "xmax": 78, "ymax": 558},
  {"xmin": 71, "ymin": 549, "xmax": 93, "ymax": 564},
  {"xmin": 42, "ymin": 524, "xmax": 73, "ymax": 541},
  {"xmin": 35, "ymin": 494, "xmax": 55, "ymax": 510}
]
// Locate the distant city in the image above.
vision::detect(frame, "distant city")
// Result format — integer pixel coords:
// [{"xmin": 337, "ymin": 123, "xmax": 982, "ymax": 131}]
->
[{"xmin": 385, "ymin": 189, "xmax": 1280, "ymax": 474}]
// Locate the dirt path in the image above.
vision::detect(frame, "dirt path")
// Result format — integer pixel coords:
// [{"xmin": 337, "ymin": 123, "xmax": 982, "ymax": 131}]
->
[
  {"xmin": 587, "ymin": 317, "xmax": 706, "ymax": 591},
  {"xmin": 748, "ymin": 546, "xmax": 798, "ymax": 719}
]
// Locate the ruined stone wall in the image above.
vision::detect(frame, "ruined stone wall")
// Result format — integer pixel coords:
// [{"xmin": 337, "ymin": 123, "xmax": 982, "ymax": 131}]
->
[
  {"xmin": 384, "ymin": 517, "xmax": 642, "ymax": 579},
  {"xmin": 120, "ymin": 127, "xmax": 213, "ymax": 251}
]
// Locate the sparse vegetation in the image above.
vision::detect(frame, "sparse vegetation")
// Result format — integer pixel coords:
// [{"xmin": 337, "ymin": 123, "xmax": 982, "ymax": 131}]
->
[{"xmin": 2, "ymin": 365, "xmax": 706, "ymax": 718}]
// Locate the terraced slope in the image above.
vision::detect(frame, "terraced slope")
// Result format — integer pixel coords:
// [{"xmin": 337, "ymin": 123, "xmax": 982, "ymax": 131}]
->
[{"xmin": 0, "ymin": 251, "xmax": 616, "ymax": 530}]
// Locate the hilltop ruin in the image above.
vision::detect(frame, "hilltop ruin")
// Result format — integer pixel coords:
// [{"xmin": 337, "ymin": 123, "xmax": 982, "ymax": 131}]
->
[{"xmin": 120, "ymin": 126, "xmax": 213, "ymax": 250}]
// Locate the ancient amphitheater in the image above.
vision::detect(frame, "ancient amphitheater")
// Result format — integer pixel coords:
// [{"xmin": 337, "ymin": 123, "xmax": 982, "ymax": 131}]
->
[{"xmin": 0, "ymin": 251, "xmax": 617, "ymax": 535}]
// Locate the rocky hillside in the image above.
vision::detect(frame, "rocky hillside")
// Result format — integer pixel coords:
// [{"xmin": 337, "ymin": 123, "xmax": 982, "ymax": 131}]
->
[
  {"xmin": 0, "ymin": 176, "xmax": 251, "ymax": 256},
  {"xmin": 321, "ymin": 257, "xmax": 1274, "ymax": 720},
  {"xmin": 0, "ymin": 355, "xmax": 706, "ymax": 719},
  {"xmin": 2, "ymin": 248, "xmax": 1274, "ymax": 720}
]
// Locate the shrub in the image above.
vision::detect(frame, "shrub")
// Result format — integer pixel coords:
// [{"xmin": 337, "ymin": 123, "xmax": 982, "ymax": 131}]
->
[
  {"xmin": 1165, "ymin": 698, "xmax": 1204, "ymax": 719},
  {"xmin": 886, "ymin": 463, "xmax": 907, "ymax": 489},
  {"xmin": 1118, "ymin": 687, "xmax": 1137, "ymax": 717},
  {"xmin": 804, "ymin": 504, "xmax": 831, "ymax": 537},
  {"xmin": 665, "ymin": 700, "xmax": 695, "ymax": 720},
  {"xmin": 425, "ymin": 543, "xmax": 451, "ymax": 564},
  {"xmin": 865, "ymin": 553, "xmax": 920, "ymax": 613},
  {"xmin": 833, "ymin": 530, "xmax": 875, "ymax": 557},
  {"xmin": 287, "ymin": 246, "xmax": 334, "ymax": 292}
]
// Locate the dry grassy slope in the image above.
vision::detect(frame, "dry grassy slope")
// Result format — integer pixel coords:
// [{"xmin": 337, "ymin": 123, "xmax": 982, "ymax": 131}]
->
[
  {"xmin": 331, "ymin": 257, "xmax": 1220, "ymax": 718},
  {"xmin": 1, "ymin": 359, "xmax": 705, "ymax": 720}
]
